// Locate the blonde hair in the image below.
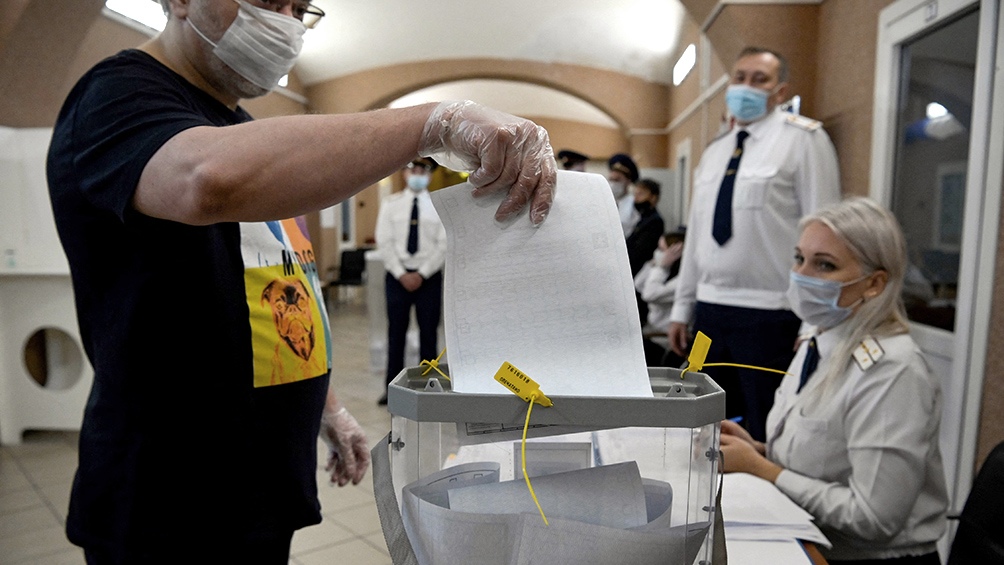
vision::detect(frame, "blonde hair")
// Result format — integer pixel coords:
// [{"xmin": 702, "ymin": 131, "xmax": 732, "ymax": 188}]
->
[{"xmin": 801, "ymin": 197, "xmax": 910, "ymax": 405}]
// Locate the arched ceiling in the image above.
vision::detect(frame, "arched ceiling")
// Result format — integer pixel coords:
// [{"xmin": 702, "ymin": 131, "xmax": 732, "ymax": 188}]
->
[
  {"xmin": 388, "ymin": 79, "xmax": 619, "ymax": 128},
  {"xmin": 298, "ymin": 0, "xmax": 687, "ymax": 88}
]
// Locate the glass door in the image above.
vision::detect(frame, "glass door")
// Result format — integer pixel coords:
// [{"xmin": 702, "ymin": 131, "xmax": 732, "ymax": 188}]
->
[
  {"xmin": 889, "ymin": 8, "xmax": 980, "ymax": 332},
  {"xmin": 873, "ymin": 0, "xmax": 1004, "ymax": 554}
]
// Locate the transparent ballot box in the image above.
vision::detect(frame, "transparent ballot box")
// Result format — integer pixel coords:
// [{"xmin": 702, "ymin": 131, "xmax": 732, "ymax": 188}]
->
[{"xmin": 377, "ymin": 366, "xmax": 726, "ymax": 565}]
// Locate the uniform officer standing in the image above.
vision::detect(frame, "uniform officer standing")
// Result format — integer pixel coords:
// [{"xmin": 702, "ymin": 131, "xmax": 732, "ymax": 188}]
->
[
  {"xmin": 375, "ymin": 158, "xmax": 447, "ymax": 405},
  {"xmin": 668, "ymin": 46, "xmax": 841, "ymax": 441}
]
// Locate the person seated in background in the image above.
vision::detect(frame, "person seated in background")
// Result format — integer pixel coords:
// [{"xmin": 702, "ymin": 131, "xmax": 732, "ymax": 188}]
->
[
  {"xmin": 635, "ymin": 230, "xmax": 686, "ymax": 367},
  {"xmin": 719, "ymin": 197, "xmax": 947, "ymax": 565},
  {"xmin": 557, "ymin": 149, "xmax": 590, "ymax": 171}
]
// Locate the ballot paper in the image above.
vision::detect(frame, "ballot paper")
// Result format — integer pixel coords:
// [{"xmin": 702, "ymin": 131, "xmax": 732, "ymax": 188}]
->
[
  {"xmin": 401, "ymin": 461, "xmax": 709, "ymax": 565},
  {"xmin": 429, "ymin": 171, "xmax": 652, "ymax": 397},
  {"xmin": 721, "ymin": 472, "xmax": 831, "ymax": 549},
  {"xmin": 447, "ymin": 461, "xmax": 649, "ymax": 529}
]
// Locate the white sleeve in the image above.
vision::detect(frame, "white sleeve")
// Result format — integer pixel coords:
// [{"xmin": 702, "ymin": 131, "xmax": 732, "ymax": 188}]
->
[
  {"xmin": 640, "ymin": 267, "xmax": 677, "ymax": 304},
  {"xmin": 374, "ymin": 202, "xmax": 405, "ymax": 279},
  {"xmin": 668, "ymin": 204, "xmax": 700, "ymax": 324},
  {"xmin": 795, "ymin": 128, "xmax": 842, "ymax": 216},
  {"xmin": 774, "ymin": 352, "xmax": 940, "ymax": 541}
]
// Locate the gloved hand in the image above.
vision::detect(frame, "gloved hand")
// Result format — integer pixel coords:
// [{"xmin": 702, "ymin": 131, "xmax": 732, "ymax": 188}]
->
[
  {"xmin": 319, "ymin": 405, "xmax": 370, "ymax": 486},
  {"xmin": 418, "ymin": 100, "xmax": 556, "ymax": 226}
]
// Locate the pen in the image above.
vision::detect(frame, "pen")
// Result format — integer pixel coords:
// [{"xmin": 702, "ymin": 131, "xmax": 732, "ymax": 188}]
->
[{"xmin": 729, "ymin": 416, "xmax": 743, "ymax": 423}]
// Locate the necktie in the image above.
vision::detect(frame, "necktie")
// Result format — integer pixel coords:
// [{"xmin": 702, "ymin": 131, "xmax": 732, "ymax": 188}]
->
[
  {"xmin": 711, "ymin": 130, "xmax": 750, "ymax": 245},
  {"xmin": 797, "ymin": 337, "xmax": 819, "ymax": 393},
  {"xmin": 407, "ymin": 197, "xmax": 419, "ymax": 255}
]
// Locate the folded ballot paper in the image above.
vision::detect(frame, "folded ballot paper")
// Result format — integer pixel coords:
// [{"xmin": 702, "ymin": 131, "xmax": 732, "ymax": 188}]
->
[
  {"xmin": 400, "ymin": 460, "xmax": 710, "ymax": 565},
  {"xmin": 429, "ymin": 171, "xmax": 653, "ymax": 397}
]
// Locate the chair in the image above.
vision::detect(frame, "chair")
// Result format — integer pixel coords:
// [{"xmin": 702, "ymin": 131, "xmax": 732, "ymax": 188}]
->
[
  {"xmin": 947, "ymin": 439, "xmax": 1004, "ymax": 564},
  {"xmin": 326, "ymin": 248, "xmax": 369, "ymax": 305}
]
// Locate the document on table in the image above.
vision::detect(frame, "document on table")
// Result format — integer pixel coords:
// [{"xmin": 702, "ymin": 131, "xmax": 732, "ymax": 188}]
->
[
  {"xmin": 721, "ymin": 473, "xmax": 831, "ymax": 565},
  {"xmin": 429, "ymin": 170, "xmax": 652, "ymax": 397}
]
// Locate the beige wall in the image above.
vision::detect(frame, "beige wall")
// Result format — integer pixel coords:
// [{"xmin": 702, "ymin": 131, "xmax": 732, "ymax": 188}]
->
[{"xmin": 815, "ymin": 0, "xmax": 898, "ymax": 196}]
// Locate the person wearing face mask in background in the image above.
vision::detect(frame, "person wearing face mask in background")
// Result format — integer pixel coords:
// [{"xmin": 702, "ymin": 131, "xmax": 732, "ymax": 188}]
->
[
  {"xmin": 375, "ymin": 158, "xmax": 447, "ymax": 406},
  {"xmin": 625, "ymin": 178, "xmax": 665, "ymax": 337},
  {"xmin": 667, "ymin": 46, "xmax": 841, "ymax": 442},
  {"xmin": 635, "ymin": 230, "xmax": 687, "ymax": 368},
  {"xmin": 719, "ymin": 197, "xmax": 948, "ymax": 564},
  {"xmin": 608, "ymin": 153, "xmax": 641, "ymax": 237},
  {"xmin": 45, "ymin": 0, "xmax": 556, "ymax": 561}
]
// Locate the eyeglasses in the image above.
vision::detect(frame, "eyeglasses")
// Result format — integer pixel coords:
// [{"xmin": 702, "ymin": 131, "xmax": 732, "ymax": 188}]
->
[
  {"xmin": 253, "ymin": 0, "xmax": 326, "ymax": 28},
  {"xmin": 300, "ymin": 2, "xmax": 325, "ymax": 28}
]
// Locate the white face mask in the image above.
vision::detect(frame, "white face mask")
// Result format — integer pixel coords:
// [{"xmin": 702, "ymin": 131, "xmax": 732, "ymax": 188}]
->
[
  {"xmin": 786, "ymin": 271, "xmax": 869, "ymax": 329},
  {"xmin": 406, "ymin": 174, "xmax": 430, "ymax": 192},
  {"xmin": 189, "ymin": 0, "xmax": 306, "ymax": 91},
  {"xmin": 609, "ymin": 180, "xmax": 627, "ymax": 199}
]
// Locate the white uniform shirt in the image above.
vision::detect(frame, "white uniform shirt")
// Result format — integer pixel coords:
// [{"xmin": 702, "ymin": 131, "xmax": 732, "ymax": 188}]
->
[
  {"xmin": 766, "ymin": 324, "xmax": 948, "ymax": 561},
  {"xmin": 374, "ymin": 189, "xmax": 447, "ymax": 279},
  {"xmin": 618, "ymin": 192, "xmax": 639, "ymax": 237},
  {"xmin": 634, "ymin": 261, "xmax": 678, "ymax": 330},
  {"xmin": 669, "ymin": 108, "xmax": 841, "ymax": 324}
]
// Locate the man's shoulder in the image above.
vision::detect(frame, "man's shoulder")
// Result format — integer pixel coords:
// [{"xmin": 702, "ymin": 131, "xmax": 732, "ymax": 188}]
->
[{"xmin": 782, "ymin": 113, "xmax": 823, "ymax": 132}]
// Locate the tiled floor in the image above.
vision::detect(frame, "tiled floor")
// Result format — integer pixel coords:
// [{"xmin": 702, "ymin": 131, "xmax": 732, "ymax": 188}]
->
[{"xmin": 0, "ymin": 299, "xmax": 394, "ymax": 565}]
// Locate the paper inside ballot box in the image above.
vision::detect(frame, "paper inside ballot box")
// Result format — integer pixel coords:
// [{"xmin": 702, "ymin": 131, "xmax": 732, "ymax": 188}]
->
[{"xmin": 400, "ymin": 461, "xmax": 710, "ymax": 565}]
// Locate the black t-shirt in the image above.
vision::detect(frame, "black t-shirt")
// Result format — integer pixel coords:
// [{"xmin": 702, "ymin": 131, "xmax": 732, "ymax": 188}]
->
[{"xmin": 47, "ymin": 49, "xmax": 332, "ymax": 559}]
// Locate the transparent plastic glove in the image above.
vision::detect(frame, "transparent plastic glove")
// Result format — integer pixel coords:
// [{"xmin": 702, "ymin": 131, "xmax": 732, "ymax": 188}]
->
[
  {"xmin": 418, "ymin": 100, "xmax": 556, "ymax": 225},
  {"xmin": 319, "ymin": 406, "xmax": 370, "ymax": 486}
]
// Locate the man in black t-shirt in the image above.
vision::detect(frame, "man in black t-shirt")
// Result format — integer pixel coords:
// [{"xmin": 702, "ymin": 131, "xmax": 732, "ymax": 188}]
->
[{"xmin": 46, "ymin": 1, "xmax": 557, "ymax": 562}]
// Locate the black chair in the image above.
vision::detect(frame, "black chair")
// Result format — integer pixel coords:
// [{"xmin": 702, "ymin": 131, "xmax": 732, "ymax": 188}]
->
[
  {"xmin": 947, "ymin": 439, "xmax": 1004, "ymax": 564},
  {"xmin": 326, "ymin": 248, "xmax": 369, "ymax": 304}
]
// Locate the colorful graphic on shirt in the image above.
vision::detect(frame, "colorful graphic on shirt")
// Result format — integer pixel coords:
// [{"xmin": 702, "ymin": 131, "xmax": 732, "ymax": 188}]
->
[{"xmin": 243, "ymin": 218, "xmax": 331, "ymax": 388}]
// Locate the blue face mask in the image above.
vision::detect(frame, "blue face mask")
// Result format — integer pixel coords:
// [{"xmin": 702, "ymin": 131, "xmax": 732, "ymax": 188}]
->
[
  {"xmin": 725, "ymin": 84, "xmax": 770, "ymax": 123},
  {"xmin": 407, "ymin": 174, "xmax": 430, "ymax": 192},
  {"xmin": 786, "ymin": 271, "xmax": 869, "ymax": 329}
]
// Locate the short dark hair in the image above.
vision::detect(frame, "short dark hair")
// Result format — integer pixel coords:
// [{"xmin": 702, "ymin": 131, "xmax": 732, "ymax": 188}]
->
[
  {"xmin": 663, "ymin": 230, "xmax": 685, "ymax": 246},
  {"xmin": 736, "ymin": 46, "xmax": 789, "ymax": 83},
  {"xmin": 637, "ymin": 178, "xmax": 661, "ymax": 197},
  {"xmin": 608, "ymin": 153, "xmax": 639, "ymax": 183}
]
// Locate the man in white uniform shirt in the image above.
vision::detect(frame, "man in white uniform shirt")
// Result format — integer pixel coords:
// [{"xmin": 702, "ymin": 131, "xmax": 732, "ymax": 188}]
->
[
  {"xmin": 375, "ymin": 158, "xmax": 448, "ymax": 405},
  {"xmin": 667, "ymin": 46, "xmax": 841, "ymax": 441},
  {"xmin": 608, "ymin": 153, "xmax": 641, "ymax": 237}
]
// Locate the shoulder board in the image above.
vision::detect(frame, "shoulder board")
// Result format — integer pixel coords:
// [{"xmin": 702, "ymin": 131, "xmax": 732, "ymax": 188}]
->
[
  {"xmin": 852, "ymin": 336, "xmax": 885, "ymax": 371},
  {"xmin": 784, "ymin": 114, "xmax": 822, "ymax": 131}
]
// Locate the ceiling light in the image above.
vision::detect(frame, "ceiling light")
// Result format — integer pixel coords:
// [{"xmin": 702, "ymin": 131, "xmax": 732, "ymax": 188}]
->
[
  {"xmin": 673, "ymin": 44, "xmax": 695, "ymax": 86},
  {"xmin": 926, "ymin": 102, "xmax": 948, "ymax": 119},
  {"xmin": 105, "ymin": 0, "xmax": 166, "ymax": 32}
]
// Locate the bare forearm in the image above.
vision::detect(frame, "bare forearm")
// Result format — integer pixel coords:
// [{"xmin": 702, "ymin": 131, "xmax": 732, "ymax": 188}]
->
[{"xmin": 135, "ymin": 104, "xmax": 437, "ymax": 224}]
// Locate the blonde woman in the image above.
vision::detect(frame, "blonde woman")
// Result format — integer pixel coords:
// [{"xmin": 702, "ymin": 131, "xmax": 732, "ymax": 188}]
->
[{"xmin": 720, "ymin": 197, "xmax": 948, "ymax": 564}]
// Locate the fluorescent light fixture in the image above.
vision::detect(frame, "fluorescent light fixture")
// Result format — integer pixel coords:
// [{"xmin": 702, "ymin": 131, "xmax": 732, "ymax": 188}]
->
[
  {"xmin": 926, "ymin": 102, "xmax": 948, "ymax": 119},
  {"xmin": 673, "ymin": 44, "xmax": 696, "ymax": 86},
  {"xmin": 279, "ymin": 74, "xmax": 289, "ymax": 87},
  {"xmin": 105, "ymin": 0, "xmax": 167, "ymax": 32}
]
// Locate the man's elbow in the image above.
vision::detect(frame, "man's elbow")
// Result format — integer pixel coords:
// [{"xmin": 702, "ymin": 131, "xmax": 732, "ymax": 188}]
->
[{"xmin": 135, "ymin": 163, "xmax": 234, "ymax": 226}]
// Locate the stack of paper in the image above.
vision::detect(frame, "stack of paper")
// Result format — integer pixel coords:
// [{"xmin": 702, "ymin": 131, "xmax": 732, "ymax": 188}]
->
[
  {"xmin": 721, "ymin": 473, "xmax": 831, "ymax": 565},
  {"xmin": 429, "ymin": 171, "xmax": 652, "ymax": 398}
]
